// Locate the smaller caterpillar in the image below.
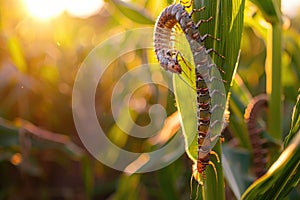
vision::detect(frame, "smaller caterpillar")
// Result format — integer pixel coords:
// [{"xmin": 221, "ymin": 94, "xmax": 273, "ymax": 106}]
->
[{"xmin": 244, "ymin": 94, "xmax": 269, "ymax": 178}]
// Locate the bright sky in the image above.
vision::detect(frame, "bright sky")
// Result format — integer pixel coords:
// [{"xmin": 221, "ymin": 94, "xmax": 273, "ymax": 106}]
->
[
  {"xmin": 23, "ymin": 0, "xmax": 104, "ymax": 20},
  {"xmin": 23, "ymin": 0, "xmax": 300, "ymax": 21},
  {"xmin": 282, "ymin": 0, "xmax": 300, "ymax": 17}
]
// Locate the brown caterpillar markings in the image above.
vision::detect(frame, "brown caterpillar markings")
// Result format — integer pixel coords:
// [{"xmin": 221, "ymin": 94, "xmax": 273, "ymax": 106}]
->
[
  {"xmin": 244, "ymin": 94, "xmax": 269, "ymax": 178},
  {"xmin": 153, "ymin": 2, "xmax": 227, "ymax": 187},
  {"xmin": 189, "ymin": 37, "xmax": 226, "ymax": 186}
]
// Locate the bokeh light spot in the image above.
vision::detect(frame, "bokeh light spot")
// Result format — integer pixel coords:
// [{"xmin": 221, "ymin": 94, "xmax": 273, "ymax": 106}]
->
[{"xmin": 10, "ymin": 153, "xmax": 22, "ymax": 166}]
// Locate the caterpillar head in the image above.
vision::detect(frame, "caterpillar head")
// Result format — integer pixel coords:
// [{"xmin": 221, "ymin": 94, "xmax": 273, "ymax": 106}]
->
[
  {"xmin": 165, "ymin": 58, "xmax": 182, "ymax": 74},
  {"xmin": 157, "ymin": 49, "xmax": 182, "ymax": 74}
]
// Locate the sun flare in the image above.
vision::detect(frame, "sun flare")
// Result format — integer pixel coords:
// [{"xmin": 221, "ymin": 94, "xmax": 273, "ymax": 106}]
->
[
  {"xmin": 23, "ymin": 0, "xmax": 65, "ymax": 20},
  {"xmin": 23, "ymin": 0, "xmax": 104, "ymax": 20}
]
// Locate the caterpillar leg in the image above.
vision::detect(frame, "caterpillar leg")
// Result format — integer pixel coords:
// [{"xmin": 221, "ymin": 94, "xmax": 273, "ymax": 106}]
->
[
  {"xmin": 191, "ymin": 17, "xmax": 225, "ymax": 58},
  {"xmin": 175, "ymin": 51, "xmax": 192, "ymax": 71},
  {"xmin": 194, "ymin": 18, "xmax": 226, "ymax": 60},
  {"xmin": 209, "ymin": 134, "xmax": 225, "ymax": 147},
  {"xmin": 200, "ymin": 33, "xmax": 221, "ymax": 43},
  {"xmin": 190, "ymin": 163, "xmax": 204, "ymax": 200},
  {"xmin": 208, "ymin": 63, "xmax": 226, "ymax": 74},
  {"xmin": 195, "ymin": 16, "xmax": 213, "ymax": 27},
  {"xmin": 208, "ymin": 160, "xmax": 219, "ymax": 185},
  {"xmin": 195, "ymin": 152, "xmax": 220, "ymax": 183},
  {"xmin": 190, "ymin": 158, "xmax": 221, "ymax": 199},
  {"xmin": 190, "ymin": 170, "xmax": 201, "ymax": 200},
  {"xmin": 206, "ymin": 48, "xmax": 225, "ymax": 59},
  {"xmin": 193, "ymin": 17, "xmax": 223, "ymax": 44},
  {"xmin": 188, "ymin": 7, "xmax": 206, "ymax": 17},
  {"xmin": 219, "ymin": 135, "xmax": 225, "ymax": 143},
  {"xmin": 209, "ymin": 150, "xmax": 220, "ymax": 163}
]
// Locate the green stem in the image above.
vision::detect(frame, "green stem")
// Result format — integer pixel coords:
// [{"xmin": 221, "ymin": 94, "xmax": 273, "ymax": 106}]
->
[
  {"xmin": 204, "ymin": 141, "xmax": 224, "ymax": 200},
  {"xmin": 266, "ymin": 3, "xmax": 282, "ymax": 140}
]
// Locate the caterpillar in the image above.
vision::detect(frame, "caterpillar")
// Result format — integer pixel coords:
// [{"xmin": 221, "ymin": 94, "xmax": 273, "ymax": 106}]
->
[
  {"xmin": 153, "ymin": 2, "xmax": 226, "ymax": 185},
  {"xmin": 244, "ymin": 94, "xmax": 268, "ymax": 178},
  {"xmin": 154, "ymin": 3, "xmax": 221, "ymax": 74}
]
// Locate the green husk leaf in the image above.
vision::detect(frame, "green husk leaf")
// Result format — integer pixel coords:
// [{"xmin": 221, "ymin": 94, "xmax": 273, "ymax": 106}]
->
[
  {"xmin": 110, "ymin": 0, "xmax": 154, "ymax": 24},
  {"xmin": 241, "ymin": 131, "xmax": 300, "ymax": 200}
]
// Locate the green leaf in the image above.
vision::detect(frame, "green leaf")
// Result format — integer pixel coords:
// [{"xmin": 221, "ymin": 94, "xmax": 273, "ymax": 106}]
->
[
  {"xmin": 222, "ymin": 145, "xmax": 252, "ymax": 199},
  {"xmin": 0, "ymin": 118, "xmax": 84, "ymax": 158},
  {"xmin": 7, "ymin": 37, "xmax": 27, "ymax": 73},
  {"xmin": 110, "ymin": 0, "xmax": 154, "ymax": 25},
  {"xmin": 111, "ymin": 174, "xmax": 141, "ymax": 200},
  {"xmin": 81, "ymin": 156, "xmax": 94, "ymax": 199},
  {"xmin": 174, "ymin": 75, "xmax": 197, "ymax": 163},
  {"xmin": 0, "ymin": 119, "xmax": 20, "ymax": 148},
  {"xmin": 250, "ymin": 0, "xmax": 281, "ymax": 24},
  {"xmin": 284, "ymin": 92, "xmax": 300, "ymax": 147},
  {"xmin": 228, "ymin": 76, "xmax": 252, "ymax": 150},
  {"xmin": 241, "ymin": 131, "xmax": 300, "ymax": 200},
  {"xmin": 39, "ymin": 65, "xmax": 59, "ymax": 84},
  {"xmin": 157, "ymin": 163, "xmax": 181, "ymax": 200},
  {"xmin": 194, "ymin": 0, "xmax": 245, "ymax": 90}
]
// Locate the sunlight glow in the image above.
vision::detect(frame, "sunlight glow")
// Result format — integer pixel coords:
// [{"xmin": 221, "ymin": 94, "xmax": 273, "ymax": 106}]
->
[
  {"xmin": 23, "ymin": 0, "xmax": 104, "ymax": 20},
  {"xmin": 24, "ymin": 0, "xmax": 65, "ymax": 20},
  {"xmin": 282, "ymin": 0, "xmax": 300, "ymax": 17},
  {"xmin": 65, "ymin": 0, "xmax": 104, "ymax": 18}
]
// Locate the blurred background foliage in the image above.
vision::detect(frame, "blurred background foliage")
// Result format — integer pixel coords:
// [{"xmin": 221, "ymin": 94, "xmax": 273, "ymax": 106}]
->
[{"xmin": 0, "ymin": 0, "xmax": 299, "ymax": 199}]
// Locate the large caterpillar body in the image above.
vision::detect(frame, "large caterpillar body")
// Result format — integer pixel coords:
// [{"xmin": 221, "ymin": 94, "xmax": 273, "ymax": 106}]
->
[
  {"xmin": 187, "ymin": 37, "xmax": 226, "ymax": 184},
  {"xmin": 153, "ymin": 3, "xmax": 226, "ymax": 184}
]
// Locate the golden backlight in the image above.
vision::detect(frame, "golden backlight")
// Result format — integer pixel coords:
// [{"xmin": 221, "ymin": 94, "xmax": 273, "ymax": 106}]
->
[
  {"xmin": 66, "ymin": 0, "xmax": 105, "ymax": 18},
  {"xmin": 23, "ymin": 0, "xmax": 65, "ymax": 20},
  {"xmin": 23, "ymin": 0, "xmax": 104, "ymax": 20}
]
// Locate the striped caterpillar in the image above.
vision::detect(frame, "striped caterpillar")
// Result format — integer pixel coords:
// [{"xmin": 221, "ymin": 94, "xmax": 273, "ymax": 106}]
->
[
  {"xmin": 244, "ymin": 94, "xmax": 269, "ymax": 178},
  {"xmin": 153, "ymin": 2, "xmax": 226, "ymax": 185}
]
